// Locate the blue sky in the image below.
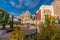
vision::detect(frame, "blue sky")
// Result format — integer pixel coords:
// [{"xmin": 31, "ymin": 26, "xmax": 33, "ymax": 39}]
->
[{"xmin": 0, "ymin": 0, "xmax": 54, "ymax": 17}]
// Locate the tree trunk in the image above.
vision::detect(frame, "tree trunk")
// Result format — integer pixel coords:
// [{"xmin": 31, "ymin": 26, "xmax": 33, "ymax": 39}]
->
[
  {"xmin": 10, "ymin": 22, "xmax": 13, "ymax": 28},
  {"xmin": 3, "ymin": 23, "xmax": 5, "ymax": 28},
  {"xmin": 10, "ymin": 16, "xmax": 13, "ymax": 28}
]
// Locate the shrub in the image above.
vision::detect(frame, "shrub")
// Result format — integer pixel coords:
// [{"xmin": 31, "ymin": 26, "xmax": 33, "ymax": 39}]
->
[
  {"xmin": 37, "ymin": 15, "xmax": 60, "ymax": 40},
  {"xmin": 10, "ymin": 25, "xmax": 25, "ymax": 40}
]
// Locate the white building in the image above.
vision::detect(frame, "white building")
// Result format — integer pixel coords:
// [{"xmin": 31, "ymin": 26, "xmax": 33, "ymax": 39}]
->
[
  {"xmin": 40, "ymin": 5, "xmax": 54, "ymax": 22},
  {"xmin": 52, "ymin": 0, "xmax": 60, "ymax": 17},
  {"xmin": 19, "ymin": 11, "xmax": 35, "ymax": 24}
]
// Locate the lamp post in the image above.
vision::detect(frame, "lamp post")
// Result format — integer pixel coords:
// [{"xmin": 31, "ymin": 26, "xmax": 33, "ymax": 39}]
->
[{"xmin": 35, "ymin": 14, "xmax": 37, "ymax": 34}]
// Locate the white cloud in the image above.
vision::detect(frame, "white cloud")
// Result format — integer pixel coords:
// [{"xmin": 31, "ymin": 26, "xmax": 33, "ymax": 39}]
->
[
  {"xmin": 10, "ymin": 1, "xmax": 15, "ymax": 6},
  {"xmin": 9, "ymin": 12, "xmax": 15, "ymax": 15},
  {"xmin": 10, "ymin": 0, "xmax": 23, "ymax": 8},
  {"xmin": 14, "ymin": 16, "xmax": 19, "ymax": 18},
  {"xmin": 8, "ymin": 12, "xmax": 17, "ymax": 16},
  {"xmin": 24, "ymin": 0, "xmax": 40, "ymax": 9},
  {"xmin": 9, "ymin": 0, "xmax": 40, "ymax": 9},
  {"xmin": 8, "ymin": 11, "xmax": 20, "ymax": 18}
]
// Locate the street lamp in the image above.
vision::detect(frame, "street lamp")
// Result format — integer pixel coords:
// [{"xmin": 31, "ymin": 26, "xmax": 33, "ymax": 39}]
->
[{"xmin": 35, "ymin": 14, "xmax": 37, "ymax": 34}]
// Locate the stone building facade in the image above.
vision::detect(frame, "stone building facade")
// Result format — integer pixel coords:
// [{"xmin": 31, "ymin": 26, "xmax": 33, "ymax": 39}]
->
[{"xmin": 51, "ymin": 0, "xmax": 60, "ymax": 17}]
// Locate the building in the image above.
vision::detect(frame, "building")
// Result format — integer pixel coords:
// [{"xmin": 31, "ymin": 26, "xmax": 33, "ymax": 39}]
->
[
  {"xmin": 36, "ymin": 10, "xmax": 41, "ymax": 21},
  {"xmin": 40, "ymin": 5, "xmax": 54, "ymax": 22},
  {"xmin": 19, "ymin": 10, "xmax": 34, "ymax": 24},
  {"xmin": 51, "ymin": 0, "xmax": 60, "ymax": 17},
  {"xmin": 36, "ymin": 10, "xmax": 41, "ymax": 24},
  {"xmin": 20, "ymin": 11, "xmax": 31, "ymax": 19}
]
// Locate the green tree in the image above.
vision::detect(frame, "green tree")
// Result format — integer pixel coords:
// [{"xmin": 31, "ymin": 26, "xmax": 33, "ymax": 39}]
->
[
  {"xmin": 9, "ymin": 16, "xmax": 14, "ymax": 28},
  {"xmin": 0, "ymin": 9, "xmax": 9, "ymax": 28}
]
